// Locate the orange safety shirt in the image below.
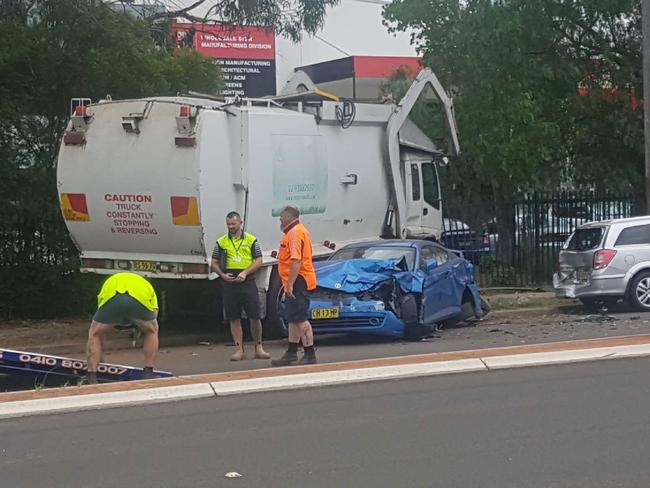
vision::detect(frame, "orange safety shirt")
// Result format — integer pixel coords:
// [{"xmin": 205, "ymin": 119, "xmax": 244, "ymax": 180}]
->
[{"xmin": 278, "ymin": 220, "xmax": 317, "ymax": 291}]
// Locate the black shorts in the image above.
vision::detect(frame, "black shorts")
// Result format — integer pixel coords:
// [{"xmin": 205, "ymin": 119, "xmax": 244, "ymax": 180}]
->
[
  {"xmin": 93, "ymin": 293, "xmax": 155, "ymax": 329},
  {"xmin": 222, "ymin": 279, "xmax": 262, "ymax": 321},
  {"xmin": 283, "ymin": 276, "xmax": 311, "ymax": 323}
]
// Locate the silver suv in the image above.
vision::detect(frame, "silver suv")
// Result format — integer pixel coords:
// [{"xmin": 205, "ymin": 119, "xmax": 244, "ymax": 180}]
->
[{"xmin": 554, "ymin": 216, "xmax": 650, "ymax": 310}]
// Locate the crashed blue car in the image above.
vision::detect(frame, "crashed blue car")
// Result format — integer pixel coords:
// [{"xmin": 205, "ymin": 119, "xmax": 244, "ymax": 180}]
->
[{"xmin": 306, "ymin": 240, "xmax": 489, "ymax": 339}]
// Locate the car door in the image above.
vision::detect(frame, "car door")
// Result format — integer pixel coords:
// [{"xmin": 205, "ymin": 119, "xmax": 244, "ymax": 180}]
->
[{"xmin": 420, "ymin": 244, "xmax": 460, "ymax": 323}]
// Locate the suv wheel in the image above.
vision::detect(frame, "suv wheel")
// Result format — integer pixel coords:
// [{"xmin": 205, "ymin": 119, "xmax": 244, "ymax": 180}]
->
[{"xmin": 629, "ymin": 271, "xmax": 650, "ymax": 311}]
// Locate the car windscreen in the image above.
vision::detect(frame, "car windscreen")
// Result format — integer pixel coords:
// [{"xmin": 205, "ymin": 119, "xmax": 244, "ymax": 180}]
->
[
  {"xmin": 329, "ymin": 246, "xmax": 416, "ymax": 271},
  {"xmin": 564, "ymin": 227, "xmax": 604, "ymax": 251}
]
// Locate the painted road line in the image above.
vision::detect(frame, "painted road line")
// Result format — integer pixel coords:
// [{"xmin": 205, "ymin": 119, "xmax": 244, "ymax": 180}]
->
[
  {"xmin": 211, "ymin": 359, "xmax": 487, "ymax": 396},
  {"xmin": 0, "ymin": 383, "xmax": 214, "ymax": 419},
  {"xmin": 483, "ymin": 343, "xmax": 650, "ymax": 370}
]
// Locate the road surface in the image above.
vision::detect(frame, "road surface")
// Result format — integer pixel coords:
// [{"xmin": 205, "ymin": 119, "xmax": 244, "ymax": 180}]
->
[{"xmin": 2, "ymin": 358, "xmax": 650, "ymax": 487}]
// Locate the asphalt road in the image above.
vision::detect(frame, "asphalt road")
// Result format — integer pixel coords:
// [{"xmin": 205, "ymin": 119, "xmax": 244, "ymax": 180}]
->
[{"xmin": 2, "ymin": 358, "xmax": 650, "ymax": 487}]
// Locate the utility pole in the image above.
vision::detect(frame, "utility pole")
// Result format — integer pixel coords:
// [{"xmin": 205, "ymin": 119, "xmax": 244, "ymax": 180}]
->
[{"xmin": 641, "ymin": 0, "xmax": 650, "ymax": 214}]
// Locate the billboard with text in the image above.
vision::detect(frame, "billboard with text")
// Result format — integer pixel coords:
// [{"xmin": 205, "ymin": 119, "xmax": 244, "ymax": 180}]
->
[{"xmin": 173, "ymin": 22, "xmax": 276, "ymax": 97}]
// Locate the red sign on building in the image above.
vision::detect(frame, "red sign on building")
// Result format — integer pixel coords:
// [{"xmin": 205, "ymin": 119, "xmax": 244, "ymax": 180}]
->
[{"xmin": 173, "ymin": 22, "xmax": 276, "ymax": 97}]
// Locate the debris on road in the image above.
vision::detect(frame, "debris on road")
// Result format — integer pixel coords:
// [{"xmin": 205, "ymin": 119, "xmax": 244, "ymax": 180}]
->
[
  {"xmin": 225, "ymin": 472, "xmax": 243, "ymax": 479},
  {"xmin": 579, "ymin": 314, "xmax": 619, "ymax": 323}
]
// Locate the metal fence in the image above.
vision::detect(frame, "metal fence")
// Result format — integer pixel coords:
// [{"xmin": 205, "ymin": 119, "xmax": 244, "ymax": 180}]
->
[
  {"xmin": 442, "ymin": 191, "xmax": 645, "ymax": 288},
  {"xmin": 0, "ymin": 192, "xmax": 645, "ymax": 317}
]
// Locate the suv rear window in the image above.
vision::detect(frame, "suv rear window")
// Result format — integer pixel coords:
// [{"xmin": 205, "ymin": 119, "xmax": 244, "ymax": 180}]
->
[
  {"xmin": 614, "ymin": 224, "xmax": 650, "ymax": 246},
  {"xmin": 565, "ymin": 227, "xmax": 604, "ymax": 251}
]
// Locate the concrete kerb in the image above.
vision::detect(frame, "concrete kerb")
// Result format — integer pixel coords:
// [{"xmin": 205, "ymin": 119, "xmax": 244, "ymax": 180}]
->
[
  {"xmin": 0, "ymin": 383, "xmax": 215, "ymax": 419},
  {"xmin": 3, "ymin": 336, "xmax": 650, "ymax": 419},
  {"xmin": 482, "ymin": 343, "xmax": 650, "ymax": 369},
  {"xmin": 210, "ymin": 358, "xmax": 486, "ymax": 396}
]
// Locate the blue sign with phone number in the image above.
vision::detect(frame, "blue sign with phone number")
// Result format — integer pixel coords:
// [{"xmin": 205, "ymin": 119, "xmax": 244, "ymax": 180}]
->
[{"xmin": 0, "ymin": 348, "xmax": 173, "ymax": 383}]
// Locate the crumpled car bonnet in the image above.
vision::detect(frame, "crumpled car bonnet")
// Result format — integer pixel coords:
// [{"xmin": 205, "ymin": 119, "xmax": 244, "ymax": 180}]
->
[{"xmin": 314, "ymin": 258, "xmax": 425, "ymax": 294}]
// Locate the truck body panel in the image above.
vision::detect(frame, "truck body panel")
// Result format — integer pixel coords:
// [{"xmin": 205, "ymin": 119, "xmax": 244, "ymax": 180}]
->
[{"xmin": 57, "ymin": 69, "xmax": 458, "ymax": 293}]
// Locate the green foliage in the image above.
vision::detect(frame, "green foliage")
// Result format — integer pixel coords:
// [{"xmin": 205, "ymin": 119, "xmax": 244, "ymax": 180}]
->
[
  {"xmin": 144, "ymin": 0, "xmax": 340, "ymax": 43},
  {"xmin": 0, "ymin": 1, "xmax": 222, "ymax": 318},
  {"xmin": 383, "ymin": 0, "xmax": 643, "ymax": 199}
]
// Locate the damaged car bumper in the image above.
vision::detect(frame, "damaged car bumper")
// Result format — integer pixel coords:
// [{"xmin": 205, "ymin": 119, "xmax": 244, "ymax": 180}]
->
[{"xmin": 553, "ymin": 271, "xmax": 627, "ymax": 298}]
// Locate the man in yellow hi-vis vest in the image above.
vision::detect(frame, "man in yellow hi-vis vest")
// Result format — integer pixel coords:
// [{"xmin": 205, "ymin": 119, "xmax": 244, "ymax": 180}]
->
[
  {"xmin": 84, "ymin": 272, "xmax": 159, "ymax": 384},
  {"xmin": 211, "ymin": 211, "xmax": 270, "ymax": 361}
]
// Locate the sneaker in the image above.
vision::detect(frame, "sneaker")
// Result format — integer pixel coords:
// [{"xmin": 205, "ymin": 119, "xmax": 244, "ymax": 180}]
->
[
  {"xmin": 254, "ymin": 347, "xmax": 271, "ymax": 360},
  {"xmin": 230, "ymin": 349, "xmax": 245, "ymax": 361},
  {"xmin": 297, "ymin": 354, "xmax": 317, "ymax": 365},
  {"xmin": 271, "ymin": 352, "xmax": 298, "ymax": 367},
  {"xmin": 79, "ymin": 373, "xmax": 97, "ymax": 385}
]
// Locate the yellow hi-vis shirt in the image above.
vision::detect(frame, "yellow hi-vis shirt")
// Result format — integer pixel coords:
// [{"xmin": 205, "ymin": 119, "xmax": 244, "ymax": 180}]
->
[
  {"xmin": 215, "ymin": 232, "xmax": 259, "ymax": 270},
  {"xmin": 97, "ymin": 273, "xmax": 158, "ymax": 311}
]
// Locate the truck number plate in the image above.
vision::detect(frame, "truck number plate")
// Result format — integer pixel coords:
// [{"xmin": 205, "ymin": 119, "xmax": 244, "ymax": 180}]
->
[
  {"xmin": 133, "ymin": 261, "xmax": 158, "ymax": 272},
  {"xmin": 311, "ymin": 307, "xmax": 340, "ymax": 320}
]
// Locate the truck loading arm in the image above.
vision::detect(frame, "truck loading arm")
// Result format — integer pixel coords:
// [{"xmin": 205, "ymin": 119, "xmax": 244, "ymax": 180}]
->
[{"xmin": 385, "ymin": 68, "xmax": 461, "ymax": 238}]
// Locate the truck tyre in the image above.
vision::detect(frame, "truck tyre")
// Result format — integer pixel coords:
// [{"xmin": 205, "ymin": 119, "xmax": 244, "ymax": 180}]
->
[
  {"xmin": 629, "ymin": 271, "xmax": 650, "ymax": 311},
  {"xmin": 264, "ymin": 269, "xmax": 288, "ymax": 339}
]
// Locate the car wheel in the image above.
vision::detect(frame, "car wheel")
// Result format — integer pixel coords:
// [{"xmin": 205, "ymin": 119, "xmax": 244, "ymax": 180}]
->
[
  {"xmin": 479, "ymin": 297, "xmax": 490, "ymax": 317},
  {"xmin": 630, "ymin": 271, "xmax": 650, "ymax": 311},
  {"xmin": 263, "ymin": 269, "xmax": 288, "ymax": 339}
]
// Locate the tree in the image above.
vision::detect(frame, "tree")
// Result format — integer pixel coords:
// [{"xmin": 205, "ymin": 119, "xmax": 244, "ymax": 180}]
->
[
  {"xmin": 0, "ymin": 0, "xmax": 223, "ymax": 317},
  {"xmin": 383, "ymin": 0, "xmax": 643, "ymax": 200},
  {"xmin": 128, "ymin": 0, "xmax": 340, "ymax": 42}
]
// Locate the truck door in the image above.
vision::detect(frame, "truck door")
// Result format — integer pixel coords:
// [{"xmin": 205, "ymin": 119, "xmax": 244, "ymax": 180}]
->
[
  {"xmin": 420, "ymin": 161, "xmax": 442, "ymax": 238},
  {"xmin": 405, "ymin": 162, "xmax": 425, "ymax": 237}
]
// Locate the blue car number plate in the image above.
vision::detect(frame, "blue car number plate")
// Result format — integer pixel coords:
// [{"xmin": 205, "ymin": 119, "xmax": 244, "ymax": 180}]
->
[{"xmin": 311, "ymin": 307, "xmax": 340, "ymax": 320}]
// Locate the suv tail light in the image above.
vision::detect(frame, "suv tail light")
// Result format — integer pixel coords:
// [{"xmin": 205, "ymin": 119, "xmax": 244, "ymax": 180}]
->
[
  {"xmin": 594, "ymin": 249, "xmax": 617, "ymax": 270},
  {"xmin": 482, "ymin": 233, "xmax": 490, "ymax": 247}
]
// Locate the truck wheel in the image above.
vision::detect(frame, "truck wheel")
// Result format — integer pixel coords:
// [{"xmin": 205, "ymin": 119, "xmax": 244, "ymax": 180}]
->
[
  {"xmin": 264, "ymin": 270, "xmax": 288, "ymax": 339},
  {"xmin": 629, "ymin": 271, "xmax": 650, "ymax": 311}
]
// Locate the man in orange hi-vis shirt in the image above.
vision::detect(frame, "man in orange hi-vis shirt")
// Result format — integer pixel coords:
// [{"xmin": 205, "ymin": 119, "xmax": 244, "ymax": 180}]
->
[{"xmin": 271, "ymin": 206, "xmax": 318, "ymax": 366}]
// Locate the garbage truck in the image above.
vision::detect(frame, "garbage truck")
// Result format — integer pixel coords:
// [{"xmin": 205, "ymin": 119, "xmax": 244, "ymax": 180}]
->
[{"xmin": 56, "ymin": 68, "xmax": 461, "ymax": 334}]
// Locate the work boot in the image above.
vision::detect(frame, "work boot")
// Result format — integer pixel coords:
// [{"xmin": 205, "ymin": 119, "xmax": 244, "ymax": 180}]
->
[
  {"xmin": 297, "ymin": 353, "xmax": 317, "ymax": 365},
  {"xmin": 254, "ymin": 346, "xmax": 271, "ymax": 360},
  {"xmin": 271, "ymin": 351, "xmax": 298, "ymax": 367},
  {"xmin": 230, "ymin": 349, "xmax": 245, "ymax": 361},
  {"xmin": 297, "ymin": 345, "xmax": 317, "ymax": 365},
  {"xmin": 142, "ymin": 367, "xmax": 155, "ymax": 380}
]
